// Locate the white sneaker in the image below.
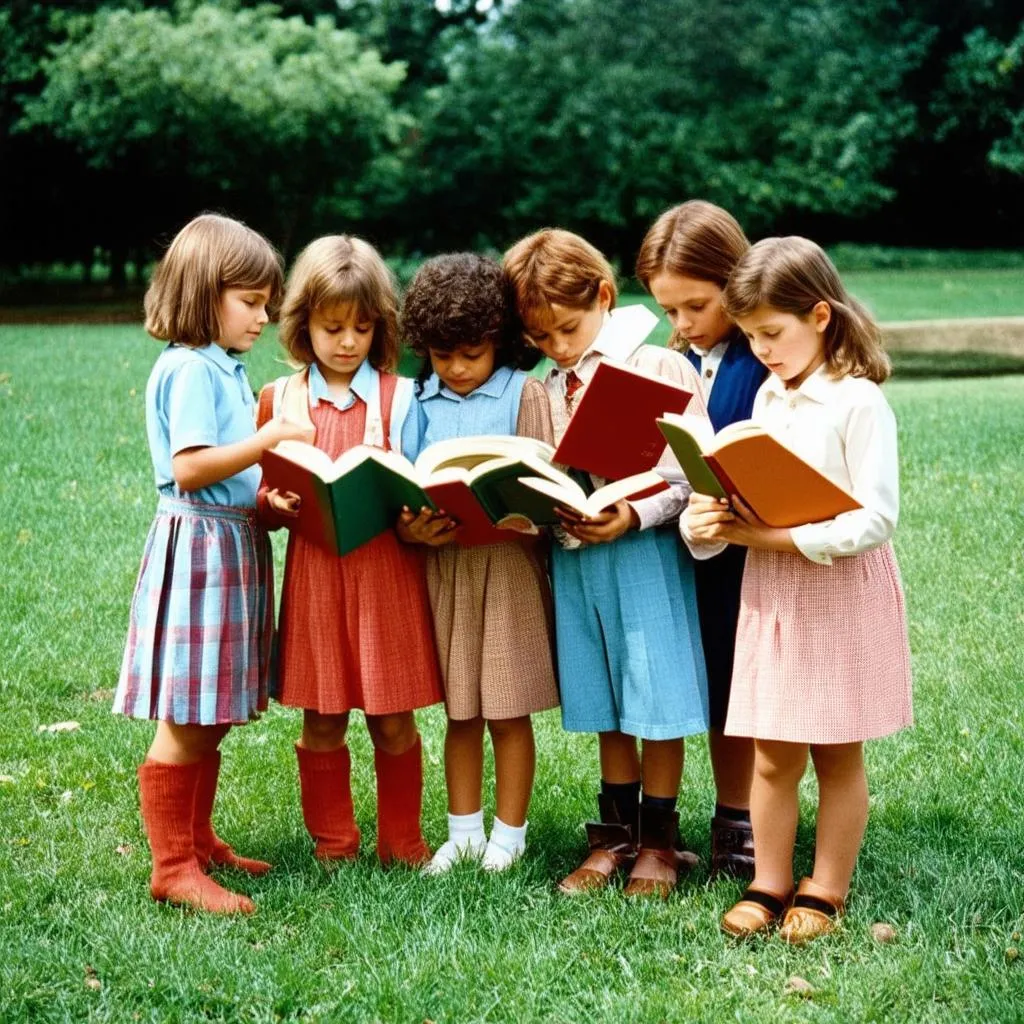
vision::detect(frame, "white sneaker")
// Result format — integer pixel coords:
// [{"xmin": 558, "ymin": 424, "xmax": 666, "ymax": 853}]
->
[
  {"xmin": 481, "ymin": 838, "xmax": 524, "ymax": 872},
  {"xmin": 422, "ymin": 836, "xmax": 487, "ymax": 876}
]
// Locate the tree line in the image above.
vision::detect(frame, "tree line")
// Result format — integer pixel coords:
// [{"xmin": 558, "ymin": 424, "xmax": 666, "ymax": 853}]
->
[{"xmin": 1, "ymin": 0, "xmax": 1022, "ymax": 285}]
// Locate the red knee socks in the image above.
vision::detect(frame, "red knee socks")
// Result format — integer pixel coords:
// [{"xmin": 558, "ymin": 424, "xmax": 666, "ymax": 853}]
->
[
  {"xmin": 374, "ymin": 736, "xmax": 431, "ymax": 866},
  {"xmin": 296, "ymin": 744, "xmax": 361, "ymax": 860}
]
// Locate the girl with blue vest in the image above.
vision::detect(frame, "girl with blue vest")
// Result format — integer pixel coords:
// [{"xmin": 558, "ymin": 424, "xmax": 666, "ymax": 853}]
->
[
  {"xmin": 399, "ymin": 254, "xmax": 559, "ymax": 874},
  {"xmin": 503, "ymin": 229, "xmax": 711, "ymax": 899},
  {"xmin": 636, "ymin": 200, "xmax": 768, "ymax": 879}
]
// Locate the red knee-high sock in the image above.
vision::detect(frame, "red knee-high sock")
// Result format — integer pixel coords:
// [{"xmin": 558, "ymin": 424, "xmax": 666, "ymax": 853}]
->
[
  {"xmin": 138, "ymin": 760, "xmax": 255, "ymax": 915},
  {"xmin": 374, "ymin": 736, "xmax": 431, "ymax": 866},
  {"xmin": 193, "ymin": 751, "xmax": 272, "ymax": 876},
  {"xmin": 296, "ymin": 744, "xmax": 361, "ymax": 860}
]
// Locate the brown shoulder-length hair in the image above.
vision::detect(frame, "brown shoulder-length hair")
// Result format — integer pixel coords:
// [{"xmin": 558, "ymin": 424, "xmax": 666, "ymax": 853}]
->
[
  {"xmin": 722, "ymin": 236, "xmax": 890, "ymax": 383},
  {"xmin": 636, "ymin": 200, "xmax": 750, "ymax": 351},
  {"xmin": 279, "ymin": 235, "xmax": 399, "ymax": 372},
  {"xmin": 502, "ymin": 228, "xmax": 618, "ymax": 321},
  {"xmin": 144, "ymin": 213, "xmax": 283, "ymax": 347}
]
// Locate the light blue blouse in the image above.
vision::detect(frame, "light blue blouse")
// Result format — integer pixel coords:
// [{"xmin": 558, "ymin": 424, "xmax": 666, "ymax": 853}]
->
[
  {"xmin": 401, "ymin": 365, "xmax": 527, "ymax": 459},
  {"xmin": 145, "ymin": 343, "xmax": 260, "ymax": 508}
]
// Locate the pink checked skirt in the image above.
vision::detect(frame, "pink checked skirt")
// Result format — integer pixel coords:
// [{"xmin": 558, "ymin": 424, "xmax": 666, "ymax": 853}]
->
[
  {"xmin": 725, "ymin": 542, "xmax": 912, "ymax": 744},
  {"xmin": 113, "ymin": 495, "xmax": 273, "ymax": 725}
]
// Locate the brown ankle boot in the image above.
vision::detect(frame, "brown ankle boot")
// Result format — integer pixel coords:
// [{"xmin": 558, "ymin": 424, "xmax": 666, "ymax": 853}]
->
[
  {"xmin": 623, "ymin": 804, "xmax": 698, "ymax": 900},
  {"xmin": 374, "ymin": 737, "xmax": 431, "ymax": 866},
  {"xmin": 139, "ymin": 760, "xmax": 255, "ymax": 914},
  {"xmin": 194, "ymin": 751, "xmax": 272, "ymax": 875},
  {"xmin": 558, "ymin": 793, "xmax": 637, "ymax": 894},
  {"xmin": 296, "ymin": 744, "xmax": 361, "ymax": 860},
  {"xmin": 710, "ymin": 813, "xmax": 755, "ymax": 879}
]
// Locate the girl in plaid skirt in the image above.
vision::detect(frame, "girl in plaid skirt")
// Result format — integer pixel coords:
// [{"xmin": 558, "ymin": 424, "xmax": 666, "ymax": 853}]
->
[
  {"xmin": 685, "ymin": 237, "xmax": 913, "ymax": 943},
  {"xmin": 114, "ymin": 214, "xmax": 312, "ymax": 914}
]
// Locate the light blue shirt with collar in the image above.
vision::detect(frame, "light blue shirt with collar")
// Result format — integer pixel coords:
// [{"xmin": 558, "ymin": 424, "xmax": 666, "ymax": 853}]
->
[
  {"xmin": 305, "ymin": 360, "xmax": 411, "ymax": 454},
  {"xmin": 145, "ymin": 342, "xmax": 260, "ymax": 507},
  {"xmin": 401, "ymin": 364, "xmax": 526, "ymax": 460}
]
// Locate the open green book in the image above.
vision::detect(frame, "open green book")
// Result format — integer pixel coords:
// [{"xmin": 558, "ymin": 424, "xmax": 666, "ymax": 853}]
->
[{"xmin": 262, "ymin": 435, "xmax": 562, "ymax": 555}]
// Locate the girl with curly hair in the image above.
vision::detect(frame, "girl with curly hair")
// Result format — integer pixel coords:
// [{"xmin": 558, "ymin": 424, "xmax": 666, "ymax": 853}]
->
[{"xmin": 399, "ymin": 253, "xmax": 559, "ymax": 874}]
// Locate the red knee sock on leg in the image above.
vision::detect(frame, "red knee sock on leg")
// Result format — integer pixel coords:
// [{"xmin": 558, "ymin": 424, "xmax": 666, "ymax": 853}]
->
[
  {"xmin": 139, "ymin": 759, "xmax": 254, "ymax": 915},
  {"xmin": 296, "ymin": 744, "xmax": 361, "ymax": 860},
  {"xmin": 193, "ymin": 751, "xmax": 272, "ymax": 876},
  {"xmin": 374, "ymin": 736, "xmax": 431, "ymax": 866}
]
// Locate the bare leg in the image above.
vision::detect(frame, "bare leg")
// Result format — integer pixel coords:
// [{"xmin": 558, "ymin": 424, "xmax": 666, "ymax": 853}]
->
[
  {"xmin": 445, "ymin": 716, "xmax": 486, "ymax": 815},
  {"xmin": 708, "ymin": 728, "xmax": 754, "ymax": 810},
  {"xmin": 808, "ymin": 742, "xmax": 868, "ymax": 898},
  {"xmin": 365, "ymin": 711, "xmax": 419, "ymax": 755},
  {"xmin": 300, "ymin": 709, "xmax": 349, "ymax": 752},
  {"xmin": 489, "ymin": 716, "xmax": 535, "ymax": 828},
  {"xmin": 598, "ymin": 730, "xmax": 640, "ymax": 783},
  {"xmin": 148, "ymin": 721, "xmax": 230, "ymax": 764},
  {"xmin": 748, "ymin": 739, "xmax": 809, "ymax": 897},
  {"xmin": 639, "ymin": 737, "xmax": 683, "ymax": 798}
]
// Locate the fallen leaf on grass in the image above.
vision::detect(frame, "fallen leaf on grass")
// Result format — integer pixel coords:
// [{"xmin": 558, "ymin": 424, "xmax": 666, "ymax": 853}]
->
[
  {"xmin": 784, "ymin": 975, "xmax": 815, "ymax": 998},
  {"xmin": 1006, "ymin": 947, "xmax": 1019, "ymax": 963},
  {"xmin": 0, "ymin": 372, "xmax": 10, "ymax": 384},
  {"xmin": 17, "ymin": 529, "xmax": 31, "ymax": 545},
  {"xmin": 871, "ymin": 922, "xmax": 897, "ymax": 944},
  {"xmin": 88, "ymin": 688, "xmax": 115, "ymax": 702},
  {"xmin": 37, "ymin": 721, "xmax": 81, "ymax": 734},
  {"xmin": 84, "ymin": 965, "xmax": 101, "ymax": 991},
  {"xmin": 115, "ymin": 844, "xmax": 133, "ymax": 857}
]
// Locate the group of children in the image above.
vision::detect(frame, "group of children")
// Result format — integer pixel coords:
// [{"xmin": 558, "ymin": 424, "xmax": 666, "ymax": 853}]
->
[{"xmin": 113, "ymin": 201, "xmax": 913, "ymax": 944}]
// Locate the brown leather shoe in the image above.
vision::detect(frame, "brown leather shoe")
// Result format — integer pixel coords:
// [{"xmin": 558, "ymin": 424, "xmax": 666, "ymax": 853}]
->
[
  {"xmin": 779, "ymin": 877, "xmax": 845, "ymax": 944},
  {"xmin": 721, "ymin": 887, "xmax": 792, "ymax": 937},
  {"xmin": 558, "ymin": 821, "xmax": 636, "ymax": 894},
  {"xmin": 710, "ymin": 814, "xmax": 755, "ymax": 879},
  {"xmin": 623, "ymin": 805, "xmax": 698, "ymax": 900}
]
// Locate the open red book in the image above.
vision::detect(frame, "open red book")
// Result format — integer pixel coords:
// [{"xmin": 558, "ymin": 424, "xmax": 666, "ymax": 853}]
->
[{"xmin": 555, "ymin": 359, "xmax": 693, "ymax": 480}]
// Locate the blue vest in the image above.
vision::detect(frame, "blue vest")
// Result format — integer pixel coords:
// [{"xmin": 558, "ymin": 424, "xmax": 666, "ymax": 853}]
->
[{"xmin": 686, "ymin": 334, "xmax": 768, "ymax": 432}]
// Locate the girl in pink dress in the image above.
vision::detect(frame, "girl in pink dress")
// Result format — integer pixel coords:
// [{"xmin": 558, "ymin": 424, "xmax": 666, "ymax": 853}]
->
[
  {"xmin": 685, "ymin": 237, "xmax": 912, "ymax": 943},
  {"xmin": 257, "ymin": 236, "xmax": 443, "ymax": 867}
]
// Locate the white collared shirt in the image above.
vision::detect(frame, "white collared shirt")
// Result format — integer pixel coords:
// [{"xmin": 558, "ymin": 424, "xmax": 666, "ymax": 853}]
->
[
  {"xmin": 542, "ymin": 306, "xmax": 711, "ymax": 542},
  {"xmin": 689, "ymin": 339, "xmax": 729, "ymax": 399},
  {"xmin": 758, "ymin": 367, "xmax": 900, "ymax": 564}
]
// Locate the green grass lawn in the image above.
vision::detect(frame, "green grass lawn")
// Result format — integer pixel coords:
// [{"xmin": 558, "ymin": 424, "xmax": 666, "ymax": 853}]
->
[{"xmin": 1, "ymin": 326, "xmax": 1022, "ymax": 1022}]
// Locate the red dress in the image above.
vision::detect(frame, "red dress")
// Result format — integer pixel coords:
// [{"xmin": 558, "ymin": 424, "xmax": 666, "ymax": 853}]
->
[{"xmin": 257, "ymin": 373, "xmax": 444, "ymax": 715}]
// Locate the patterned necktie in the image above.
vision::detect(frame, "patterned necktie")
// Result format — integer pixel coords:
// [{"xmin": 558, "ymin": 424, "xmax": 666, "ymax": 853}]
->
[{"xmin": 564, "ymin": 369, "xmax": 584, "ymax": 415}]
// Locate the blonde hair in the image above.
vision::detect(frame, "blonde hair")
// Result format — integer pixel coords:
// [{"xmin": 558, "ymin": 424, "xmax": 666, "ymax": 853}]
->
[
  {"xmin": 723, "ymin": 236, "xmax": 890, "ymax": 383},
  {"xmin": 636, "ymin": 200, "xmax": 749, "ymax": 351},
  {"xmin": 279, "ymin": 235, "xmax": 399, "ymax": 371},
  {"xmin": 144, "ymin": 213, "xmax": 283, "ymax": 347},
  {"xmin": 502, "ymin": 229, "xmax": 618, "ymax": 321}
]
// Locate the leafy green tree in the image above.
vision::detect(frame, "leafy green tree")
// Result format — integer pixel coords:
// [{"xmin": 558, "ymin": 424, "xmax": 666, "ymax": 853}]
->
[
  {"xmin": 18, "ymin": 2, "xmax": 406, "ymax": 267},
  {"xmin": 404, "ymin": 0, "xmax": 931, "ymax": 262}
]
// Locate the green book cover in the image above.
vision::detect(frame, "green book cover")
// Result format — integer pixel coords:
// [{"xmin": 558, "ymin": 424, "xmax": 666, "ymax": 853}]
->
[{"xmin": 656, "ymin": 419, "xmax": 727, "ymax": 499}]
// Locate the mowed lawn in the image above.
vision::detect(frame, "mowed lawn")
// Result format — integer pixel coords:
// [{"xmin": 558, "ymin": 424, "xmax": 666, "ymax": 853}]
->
[{"xmin": 0, "ymin": 324, "xmax": 1022, "ymax": 1023}]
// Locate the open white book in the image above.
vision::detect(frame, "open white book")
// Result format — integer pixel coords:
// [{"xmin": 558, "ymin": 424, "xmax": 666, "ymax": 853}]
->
[{"xmin": 518, "ymin": 470, "xmax": 669, "ymax": 519}]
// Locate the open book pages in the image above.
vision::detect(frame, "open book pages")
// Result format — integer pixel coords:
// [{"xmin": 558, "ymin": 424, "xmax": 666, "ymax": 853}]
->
[{"xmin": 519, "ymin": 469, "xmax": 668, "ymax": 519}]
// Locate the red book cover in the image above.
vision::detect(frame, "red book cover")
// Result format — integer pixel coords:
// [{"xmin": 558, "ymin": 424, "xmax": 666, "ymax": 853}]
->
[
  {"xmin": 424, "ymin": 479, "xmax": 519, "ymax": 547},
  {"xmin": 261, "ymin": 447, "xmax": 339, "ymax": 556},
  {"xmin": 554, "ymin": 359, "xmax": 693, "ymax": 480}
]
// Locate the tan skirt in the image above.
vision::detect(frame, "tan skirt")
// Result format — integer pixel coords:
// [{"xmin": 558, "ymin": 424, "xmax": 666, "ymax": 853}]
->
[
  {"xmin": 725, "ymin": 542, "xmax": 913, "ymax": 744},
  {"xmin": 426, "ymin": 540, "xmax": 559, "ymax": 721}
]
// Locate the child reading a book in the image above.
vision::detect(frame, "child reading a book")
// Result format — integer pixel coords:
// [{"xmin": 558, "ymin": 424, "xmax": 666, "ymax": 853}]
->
[
  {"xmin": 636, "ymin": 200, "xmax": 768, "ymax": 879},
  {"xmin": 114, "ymin": 213, "xmax": 312, "ymax": 913},
  {"xmin": 257, "ymin": 235, "xmax": 444, "ymax": 866},
  {"xmin": 502, "ymin": 228, "xmax": 710, "ymax": 899},
  {"xmin": 684, "ymin": 237, "xmax": 913, "ymax": 943},
  {"xmin": 397, "ymin": 253, "xmax": 559, "ymax": 873}
]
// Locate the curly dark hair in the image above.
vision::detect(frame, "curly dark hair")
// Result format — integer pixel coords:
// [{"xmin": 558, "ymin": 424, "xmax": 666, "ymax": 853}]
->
[{"xmin": 401, "ymin": 252, "xmax": 541, "ymax": 390}]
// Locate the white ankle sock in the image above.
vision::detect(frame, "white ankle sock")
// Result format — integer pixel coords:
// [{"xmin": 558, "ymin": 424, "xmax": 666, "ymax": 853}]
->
[
  {"xmin": 482, "ymin": 817, "xmax": 527, "ymax": 872},
  {"xmin": 448, "ymin": 809, "xmax": 486, "ymax": 848}
]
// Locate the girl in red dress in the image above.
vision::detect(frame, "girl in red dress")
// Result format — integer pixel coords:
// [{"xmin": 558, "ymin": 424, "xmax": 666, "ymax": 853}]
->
[{"xmin": 258, "ymin": 235, "xmax": 444, "ymax": 866}]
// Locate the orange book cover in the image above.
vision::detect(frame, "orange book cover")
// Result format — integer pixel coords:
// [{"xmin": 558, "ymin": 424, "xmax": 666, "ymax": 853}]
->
[{"xmin": 554, "ymin": 359, "xmax": 693, "ymax": 480}]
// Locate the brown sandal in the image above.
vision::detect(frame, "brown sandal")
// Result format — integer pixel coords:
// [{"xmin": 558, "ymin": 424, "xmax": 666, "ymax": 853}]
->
[
  {"xmin": 623, "ymin": 806, "xmax": 698, "ymax": 900},
  {"xmin": 721, "ymin": 887, "xmax": 792, "ymax": 937},
  {"xmin": 779, "ymin": 877, "xmax": 845, "ymax": 944}
]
